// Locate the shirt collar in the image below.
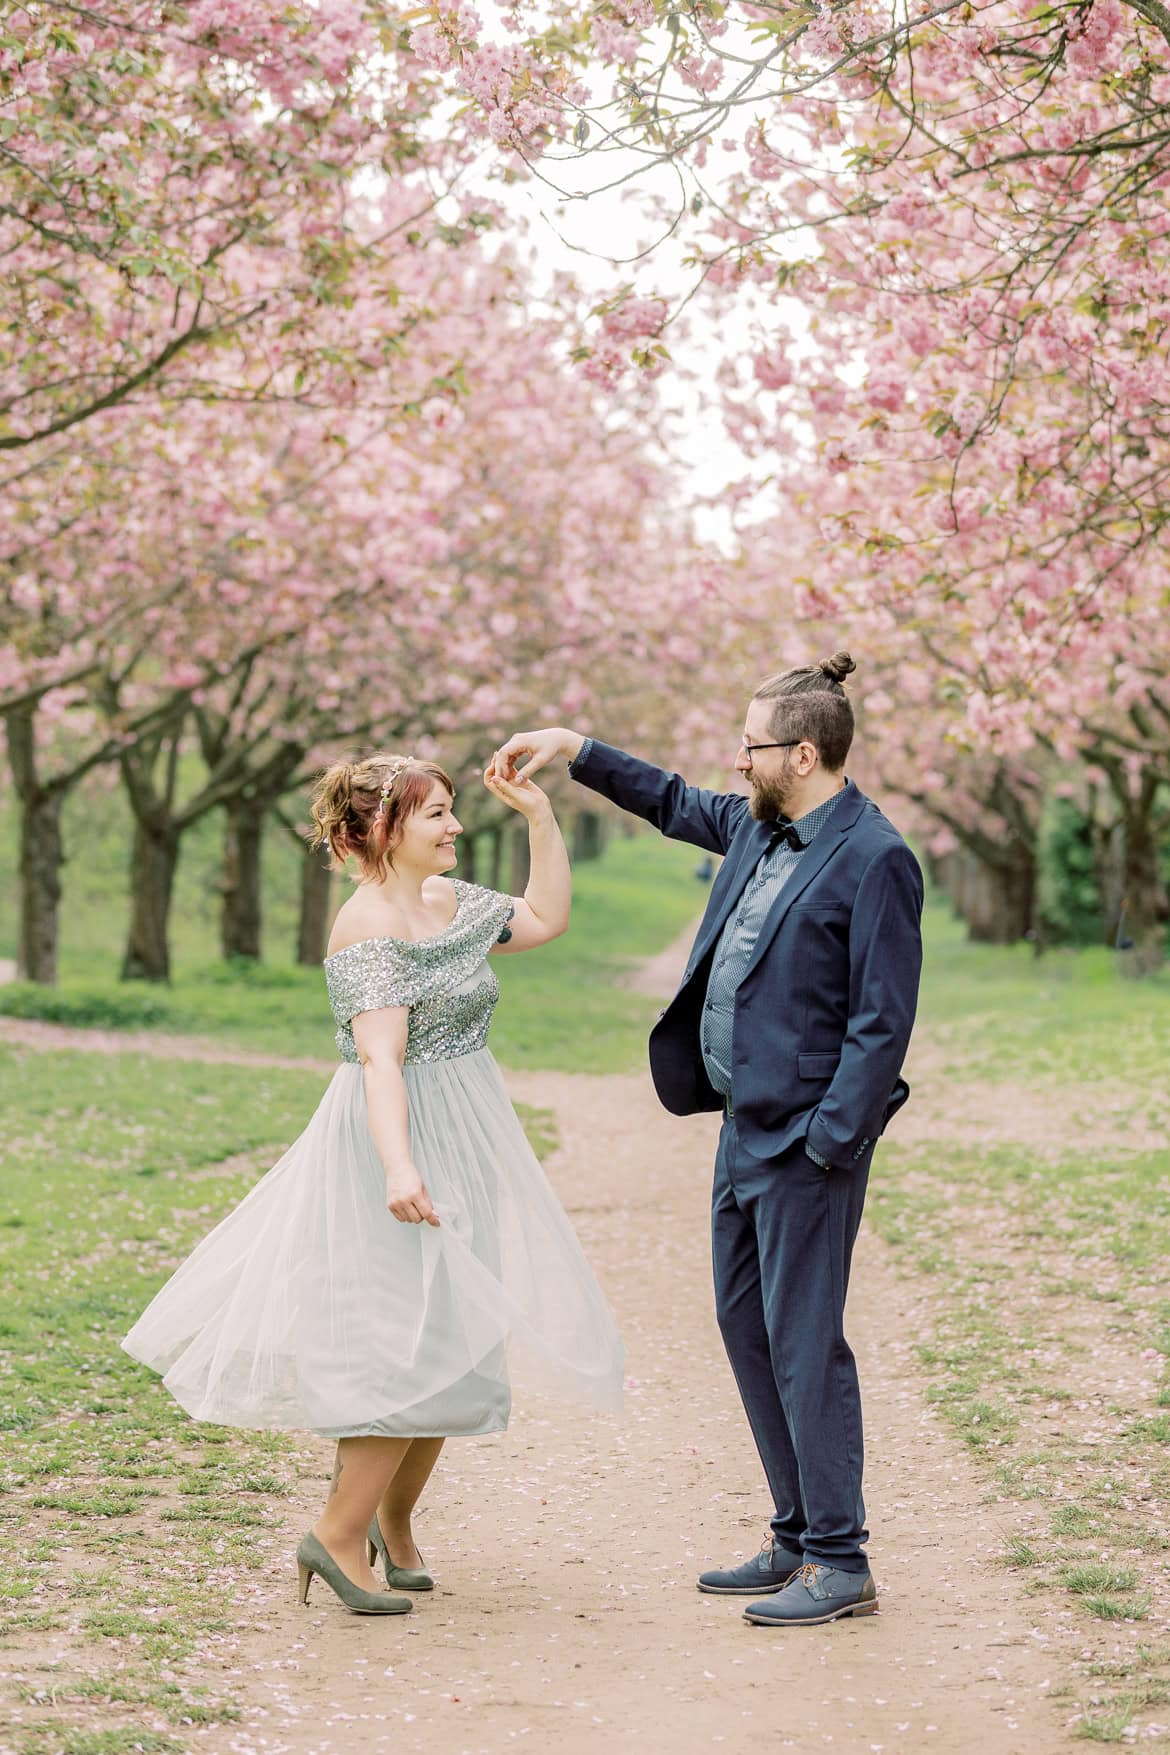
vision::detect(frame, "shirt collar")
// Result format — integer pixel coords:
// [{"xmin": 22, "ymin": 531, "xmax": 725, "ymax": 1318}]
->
[{"xmin": 775, "ymin": 780, "xmax": 849, "ymax": 850}]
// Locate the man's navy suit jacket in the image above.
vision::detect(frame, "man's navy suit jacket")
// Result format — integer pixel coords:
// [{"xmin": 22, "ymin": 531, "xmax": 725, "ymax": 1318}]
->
[{"xmin": 572, "ymin": 740, "xmax": 924, "ymax": 1169}]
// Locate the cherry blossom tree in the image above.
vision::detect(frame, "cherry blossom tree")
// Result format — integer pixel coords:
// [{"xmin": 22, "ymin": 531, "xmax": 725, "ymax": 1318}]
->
[
  {"xmin": 0, "ymin": 2, "xmax": 477, "ymax": 454},
  {"xmin": 418, "ymin": 0, "xmax": 1170, "ymax": 961},
  {"xmin": 3, "ymin": 216, "xmax": 724, "ymax": 980},
  {"xmin": 1, "ymin": 0, "xmax": 495, "ymax": 982}
]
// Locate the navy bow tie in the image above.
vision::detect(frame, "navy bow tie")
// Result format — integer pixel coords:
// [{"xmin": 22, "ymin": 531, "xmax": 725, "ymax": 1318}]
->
[{"xmin": 767, "ymin": 819, "xmax": 805, "ymax": 854}]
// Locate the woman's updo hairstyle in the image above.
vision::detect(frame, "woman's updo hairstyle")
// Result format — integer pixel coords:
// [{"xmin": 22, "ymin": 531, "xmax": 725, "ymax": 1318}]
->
[
  {"xmin": 753, "ymin": 649, "xmax": 857, "ymax": 771},
  {"xmin": 308, "ymin": 753, "xmax": 455, "ymax": 884}
]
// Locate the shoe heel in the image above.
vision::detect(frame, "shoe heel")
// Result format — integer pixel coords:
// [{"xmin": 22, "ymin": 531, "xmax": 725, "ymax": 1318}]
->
[
  {"xmin": 849, "ymin": 1599, "xmax": 879, "ymax": 1616},
  {"xmin": 366, "ymin": 1537, "xmax": 377, "ymax": 1567},
  {"xmin": 297, "ymin": 1560, "xmax": 313, "ymax": 1605}
]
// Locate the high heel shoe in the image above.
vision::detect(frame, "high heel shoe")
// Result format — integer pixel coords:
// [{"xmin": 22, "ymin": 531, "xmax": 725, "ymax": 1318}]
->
[
  {"xmin": 296, "ymin": 1532, "xmax": 412, "ymax": 1615},
  {"xmin": 367, "ymin": 1513, "xmax": 434, "ymax": 1592}
]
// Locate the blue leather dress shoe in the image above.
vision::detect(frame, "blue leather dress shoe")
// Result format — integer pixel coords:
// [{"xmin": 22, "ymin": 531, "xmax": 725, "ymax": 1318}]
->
[
  {"xmin": 697, "ymin": 1534, "xmax": 805, "ymax": 1595},
  {"xmin": 744, "ymin": 1562, "xmax": 878, "ymax": 1625}
]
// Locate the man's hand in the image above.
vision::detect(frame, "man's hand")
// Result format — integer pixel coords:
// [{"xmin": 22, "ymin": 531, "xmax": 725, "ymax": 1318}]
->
[
  {"xmin": 487, "ymin": 727, "xmax": 584, "ymax": 785},
  {"xmin": 386, "ymin": 1164, "xmax": 440, "ymax": 1226}
]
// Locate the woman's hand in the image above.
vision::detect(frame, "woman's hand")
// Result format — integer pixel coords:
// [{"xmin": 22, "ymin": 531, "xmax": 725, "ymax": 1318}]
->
[
  {"xmin": 386, "ymin": 1164, "xmax": 440, "ymax": 1227},
  {"xmin": 483, "ymin": 768, "xmax": 553, "ymax": 821}
]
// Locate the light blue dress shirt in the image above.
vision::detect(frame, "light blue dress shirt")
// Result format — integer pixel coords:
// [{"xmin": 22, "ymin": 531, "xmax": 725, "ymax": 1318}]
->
[
  {"xmin": 700, "ymin": 791, "xmax": 845, "ymax": 1165},
  {"xmin": 699, "ymin": 790, "xmax": 840, "ymax": 1092}
]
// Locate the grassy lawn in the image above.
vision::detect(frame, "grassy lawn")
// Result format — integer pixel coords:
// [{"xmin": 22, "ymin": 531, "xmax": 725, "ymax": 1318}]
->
[
  {"xmin": 3, "ymin": 830, "xmax": 1170, "ymax": 1746},
  {"xmin": 919, "ymin": 903, "xmax": 1170, "ymax": 1085},
  {"xmin": 0, "ymin": 1048, "xmax": 319, "ymax": 1752},
  {"xmin": 870, "ymin": 903, "xmax": 1170, "ymax": 1744},
  {"xmin": 0, "ymin": 832, "xmax": 702, "ymax": 1073}
]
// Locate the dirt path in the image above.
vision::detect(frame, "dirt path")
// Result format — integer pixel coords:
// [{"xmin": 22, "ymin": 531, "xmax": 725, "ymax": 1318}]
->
[
  {"xmin": 186, "ymin": 1073, "xmax": 1073, "ymax": 1755},
  {"xmin": 1, "ymin": 934, "xmax": 1083, "ymax": 1753}
]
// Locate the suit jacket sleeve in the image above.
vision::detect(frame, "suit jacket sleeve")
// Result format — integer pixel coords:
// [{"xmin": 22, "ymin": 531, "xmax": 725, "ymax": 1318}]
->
[
  {"xmin": 569, "ymin": 738, "xmax": 749, "ymax": 855},
  {"xmin": 805, "ymin": 841, "xmax": 924, "ymax": 1167}
]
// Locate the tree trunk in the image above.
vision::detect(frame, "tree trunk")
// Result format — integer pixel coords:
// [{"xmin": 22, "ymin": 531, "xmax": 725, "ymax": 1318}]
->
[
  {"xmin": 1092, "ymin": 818, "xmax": 1127, "ymax": 947},
  {"xmin": 220, "ymin": 795, "xmax": 264, "ymax": 961},
  {"xmin": 510, "ymin": 823, "xmax": 530, "ymax": 894},
  {"xmin": 458, "ymin": 834, "xmax": 477, "ymax": 884},
  {"xmin": 298, "ymin": 839, "xmax": 334, "ymax": 967},
  {"xmin": 572, "ymin": 810, "xmax": 604, "ymax": 863},
  {"xmin": 926, "ymin": 848, "xmax": 960, "ymax": 913},
  {"xmin": 122, "ymin": 816, "xmax": 180, "ymax": 981},
  {"xmin": 1117, "ymin": 807, "xmax": 1167, "ymax": 977},
  {"xmin": 488, "ymin": 827, "xmax": 504, "ymax": 890},
  {"xmin": 5, "ymin": 704, "xmax": 66, "ymax": 985},
  {"xmin": 952, "ymin": 849, "xmax": 1036, "ymax": 945},
  {"xmin": 16, "ymin": 784, "xmax": 65, "ymax": 985}
]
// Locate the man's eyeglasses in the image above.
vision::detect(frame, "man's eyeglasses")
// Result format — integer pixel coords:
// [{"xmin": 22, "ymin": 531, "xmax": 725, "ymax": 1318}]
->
[{"xmin": 740, "ymin": 737, "xmax": 802, "ymax": 758}]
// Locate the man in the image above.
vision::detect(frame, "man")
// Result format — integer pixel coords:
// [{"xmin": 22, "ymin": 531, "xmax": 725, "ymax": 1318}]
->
[{"xmin": 488, "ymin": 650, "xmax": 923, "ymax": 1627}]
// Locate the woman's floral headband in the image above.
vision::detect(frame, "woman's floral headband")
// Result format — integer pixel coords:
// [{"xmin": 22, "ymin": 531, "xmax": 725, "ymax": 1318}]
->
[{"xmin": 377, "ymin": 757, "xmax": 418, "ymax": 818}]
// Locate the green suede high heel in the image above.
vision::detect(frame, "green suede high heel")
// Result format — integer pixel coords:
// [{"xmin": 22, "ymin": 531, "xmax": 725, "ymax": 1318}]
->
[
  {"xmin": 296, "ymin": 1532, "xmax": 412, "ymax": 1615},
  {"xmin": 367, "ymin": 1513, "xmax": 434, "ymax": 1592}
]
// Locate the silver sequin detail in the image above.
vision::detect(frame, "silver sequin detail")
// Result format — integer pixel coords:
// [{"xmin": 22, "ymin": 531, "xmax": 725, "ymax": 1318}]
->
[{"xmin": 324, "ymin": 879, "xmax": 515, "ymax": 1065}]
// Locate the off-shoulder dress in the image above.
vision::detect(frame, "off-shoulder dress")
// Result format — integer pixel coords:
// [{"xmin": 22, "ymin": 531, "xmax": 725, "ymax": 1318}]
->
[{"xmin": 121, "ymin": 879, "xmax": 624, "ymax": 1436}]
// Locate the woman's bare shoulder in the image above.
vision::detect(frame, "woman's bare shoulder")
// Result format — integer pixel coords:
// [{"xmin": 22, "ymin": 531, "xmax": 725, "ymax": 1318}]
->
[
  {"xmin": 326, "ymin": 879, "xmax": 460, "ymax": 957},
  {"xmin": 326, "ymin": 894, "xmax": 387, "ymax": 959}
]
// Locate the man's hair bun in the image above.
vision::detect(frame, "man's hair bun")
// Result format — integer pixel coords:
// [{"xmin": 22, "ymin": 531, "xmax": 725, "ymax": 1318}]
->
[
  {"xmin": 819, "ymin": 651, "xmax": 856, "ymax": 684},
  {"xmin": 753, "ymin": 652, "xmax": 856, "ymax": 769}
]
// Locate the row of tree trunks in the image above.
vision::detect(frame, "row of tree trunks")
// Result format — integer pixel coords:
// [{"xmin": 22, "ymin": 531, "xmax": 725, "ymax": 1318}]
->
[
  {"xmin": 906, "ymin": 765, "xmax": 1045, "ymax": 950},
  {"xmin": 930, "ymin": 848, "xmax": 1037, "ymax": 947},
  {"xmin": 16, "ymin": 738, "xmax": 1158, "ymax": 981},
  {"xmin": 927, "ymin": 788, "xmax": 1167, "ymax": 972}
]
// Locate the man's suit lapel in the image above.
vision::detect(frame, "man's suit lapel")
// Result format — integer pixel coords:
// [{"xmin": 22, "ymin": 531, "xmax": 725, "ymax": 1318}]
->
[{"xmin": 740, "ymin": 784, "xmax": 866, "ymax": 982}]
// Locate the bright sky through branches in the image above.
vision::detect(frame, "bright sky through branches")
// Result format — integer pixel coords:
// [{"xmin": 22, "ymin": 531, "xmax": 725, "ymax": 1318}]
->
[{"xmin": 467, "ymin": 0, "xmax": 820, "ymax": 547}]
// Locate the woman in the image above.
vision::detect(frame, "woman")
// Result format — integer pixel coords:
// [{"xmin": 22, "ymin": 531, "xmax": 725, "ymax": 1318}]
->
[{"xmin": 122, "ymin": 754, "xmax": 623, "ymax": 1615}]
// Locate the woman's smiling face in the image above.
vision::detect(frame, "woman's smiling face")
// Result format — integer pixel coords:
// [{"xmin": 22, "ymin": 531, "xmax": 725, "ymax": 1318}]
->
[{"xmin": 394, "ymin": 777, "xmax": 462, "ymax": 874}]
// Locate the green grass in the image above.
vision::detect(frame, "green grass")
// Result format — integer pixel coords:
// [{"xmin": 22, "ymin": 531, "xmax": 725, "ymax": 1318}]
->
[
  {"xmin": 6, "ymin": 809, "xmax": 1170, "ymax": 1744},
  {"xmin": 16, "ymin": 1734, "xmax": 186, "ymax": 1755},
  {"xmin": 869, "ymin": 901, "xmax": 1170, "ymax": 1745},
  {"xmin": 1075, "ymin": 1709, "xmax": 1139, "ymax": 1744},
  {"xmin": 918, "ymin": 901, "xmax": 1170, "ymax": 1085},
  {"xmin": 0, "ymin": 832, "xmax": 702, "ymax": 1072},
  {"xmin": 1063, "ymin": 1565, "xmax": 1140, "ymax": 1596},
  {"xmin": 1002, "ymin": 1537, "xmax": 1041, "ymax": 1568}
]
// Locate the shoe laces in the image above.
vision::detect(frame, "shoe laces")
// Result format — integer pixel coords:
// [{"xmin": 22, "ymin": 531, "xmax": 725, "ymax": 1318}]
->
[{"xmin": 792, "ymin": 1562, "xmax": 821, "ymax": 1589}]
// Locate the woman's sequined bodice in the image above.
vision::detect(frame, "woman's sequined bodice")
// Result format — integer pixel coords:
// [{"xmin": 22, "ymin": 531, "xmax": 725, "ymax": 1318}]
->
[{"xmin": 324, "ymin": 880, "xmax": 515, "ymax": 1065}]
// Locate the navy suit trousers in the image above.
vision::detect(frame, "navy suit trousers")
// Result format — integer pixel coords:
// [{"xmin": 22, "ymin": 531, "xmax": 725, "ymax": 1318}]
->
[{"xmin": 712, "ymin": 1117, "xmax": 870, "ymax": 1571}]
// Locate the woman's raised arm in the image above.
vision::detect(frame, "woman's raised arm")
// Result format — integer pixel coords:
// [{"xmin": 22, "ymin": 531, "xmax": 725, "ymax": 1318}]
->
[{"xmin": 482, "ymin": 771, "xmax": 571, "ymax": 953}]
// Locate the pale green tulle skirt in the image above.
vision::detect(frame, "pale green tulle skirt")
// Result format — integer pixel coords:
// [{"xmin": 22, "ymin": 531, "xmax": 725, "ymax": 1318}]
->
[{"xmin": 122, "ymin": 1050, "xmax": 623, "ymax": 1435}]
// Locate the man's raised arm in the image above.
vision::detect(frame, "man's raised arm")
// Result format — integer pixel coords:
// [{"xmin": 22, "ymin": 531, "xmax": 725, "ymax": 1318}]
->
[{"xmin": 488, "ymin": 728, "xmax": 748, "ymax": 856}]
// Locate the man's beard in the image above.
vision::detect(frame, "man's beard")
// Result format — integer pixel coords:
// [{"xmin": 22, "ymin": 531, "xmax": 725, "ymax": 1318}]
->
[{"xmin": 748, "ymin": 757, "xmax": 796, "ymax": 822}]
